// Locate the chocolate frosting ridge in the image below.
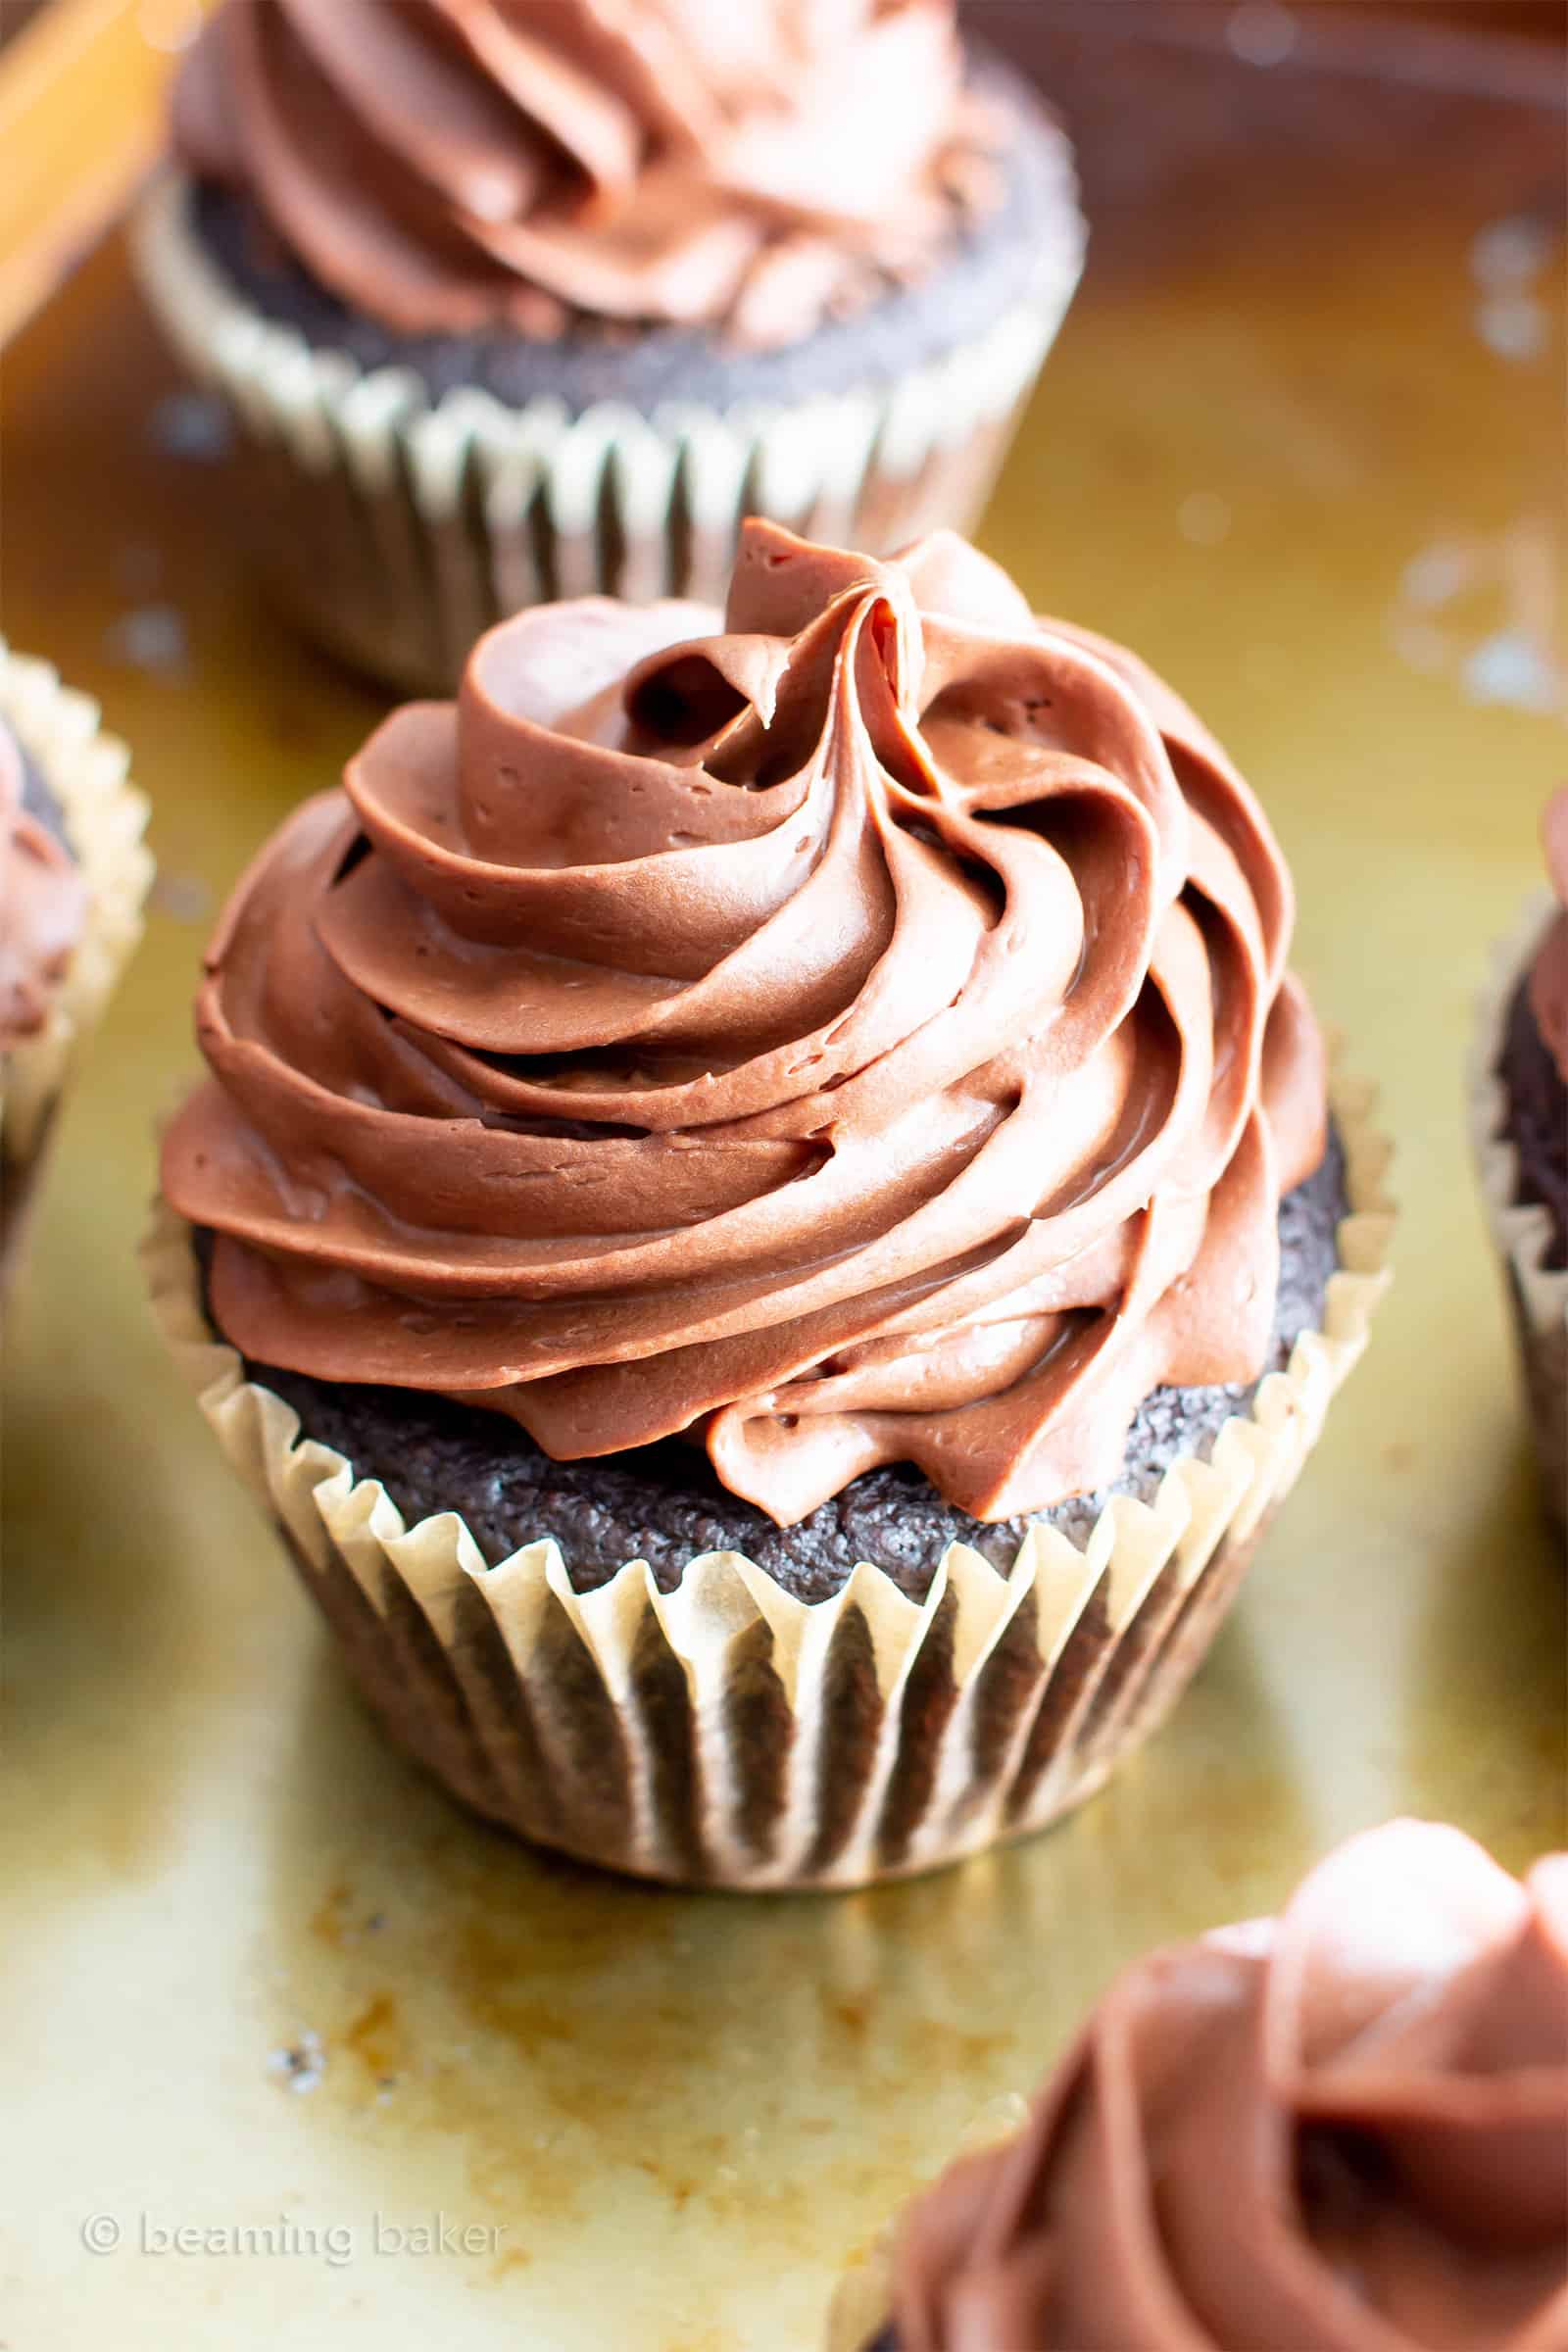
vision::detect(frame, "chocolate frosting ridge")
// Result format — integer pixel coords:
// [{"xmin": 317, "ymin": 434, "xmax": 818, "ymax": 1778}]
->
[
  {"xmin": 1530, "ymin": 789, "xmax": 1568, "ymax": 1088},
  {"xmin": 172, "ymin": 0, "xmax": 1015, "ymax": 346},
  {"xmin": 885, "ymin": 1822, "xmax": 1568, "ymax": 2352},
  {"xmin": 0, "ymin": 721, "xmax": 85, "ymax": 1057},
  {"xmin": 164, "ymin": 519, "xmax": 1327, "ymax": 1528}
]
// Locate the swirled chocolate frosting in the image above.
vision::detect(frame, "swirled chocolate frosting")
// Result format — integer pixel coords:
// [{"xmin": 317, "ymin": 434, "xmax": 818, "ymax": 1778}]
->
[
  {"xmin": 0, "ymin": 721, "xmax": 84, "ymax": 1057},
  {"xmin": 163, "ymin": 519, "xmax": 1328, "ymax": 1529},
  {"xmin": 1530, "ymin": 790, "xmax": 1568, "ymax": 1088},
  {"xmin": 173, "ymin": 0, "xmax": 1010, "ymax": 346},
  {"xmin": 882, "ymin": 1821, "xmax": 1568, "ymax": 2351}
]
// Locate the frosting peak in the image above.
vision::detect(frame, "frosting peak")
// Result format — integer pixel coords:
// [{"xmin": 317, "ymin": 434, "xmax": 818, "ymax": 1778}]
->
[
  {"xmin": 886, "ymin": 1822, "xmax": 1568, "ymax": 2352},
  {"xmin": 1530, "ymin": 788, "xmax": 1568, "ymax": 1086},
  {"xmin": 173, "ymin": 0, "xmax": 1008, "ymax": 345},
  {"xmin": 163, "ymin": 519, "xmax": 1326, "ymax": 1529},
  {"xmin": 0, "ymin": 722, "xmax": 84, "ymax": 1057}
]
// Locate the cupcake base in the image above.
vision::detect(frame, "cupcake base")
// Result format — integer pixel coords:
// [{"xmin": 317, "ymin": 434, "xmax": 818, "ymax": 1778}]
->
[
  {"xmin": 280, "ymin": 1451, "xmax": 1288, "ymax": 1892},
  {"xmin": 130, "ymin": 63, "xmax": 1085, "ymax": 696},
  {"xmin": 145, "ymin": 1062, "xmax": 1392, "ymax": 1890},
  {"xmin": 1471, "ymin": 903, "xmax": 1568, "ymax": 1529},
  {"xmin": 1496, "ymin": 971, "xmax": 1568, "ymax": 1270}
]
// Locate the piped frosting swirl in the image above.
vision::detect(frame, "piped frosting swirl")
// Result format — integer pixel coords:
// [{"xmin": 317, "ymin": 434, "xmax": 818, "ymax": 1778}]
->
[
  {"xmin": 881, "ymin": 1821, "xmax": 1568, "ymax": 2352},
  {"xmin": 172, "ymin": 0, "xmax": 1012, "ymax": 347},
  {"xmin": 0, "ymin": 722, "xmax": 84, "ymax": 1058},
  {"xmin": 163, "ymin": 520, "xmax": 1327, "ymax": 1528}
]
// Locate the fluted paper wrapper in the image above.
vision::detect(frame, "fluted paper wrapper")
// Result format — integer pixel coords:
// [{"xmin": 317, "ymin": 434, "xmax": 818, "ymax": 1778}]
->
[
  {"xmin": 1469, "ymin": 898, "xmax": 1568, "ymax": 1529},
  {"xmin": 144, "ymin": 1061, "xmax": 1391, "ymax": 1891},
  {"xmin": 1, "ymin": 645, "xmax": 153, "ymax": 1278},
  {"xmin": 131, "ymin": 172, "xmax": 1083, "ymax": 698}
]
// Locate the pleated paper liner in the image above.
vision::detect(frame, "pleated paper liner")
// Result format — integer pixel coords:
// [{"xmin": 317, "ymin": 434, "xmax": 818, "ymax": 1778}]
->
[
  {"xmin": 1469, "ymin": 896, "xmax": 1568, "ymax": 1530},
  {"xmin": 143, "ymin": 1057, "xmax": 1393, "ymax": 1891},
  {"xmin": 130, "ymin": 172, "xmax": 1083, "ymax": 698},
  {"xmin": 1, "ymin": 643, "xmax": 153, "ymax": 1281}
]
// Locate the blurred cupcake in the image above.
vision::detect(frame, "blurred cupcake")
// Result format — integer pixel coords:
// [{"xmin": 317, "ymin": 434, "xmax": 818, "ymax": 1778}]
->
[
  {"xmin": 130, "ymin": 0, "xmax": 1084, "ymax": 695},
  {"xmin": 830, "ymin": 1819, "xmax": 1568, "ymax": 2349},
  {"xmin": 1471, "ymin": 791, "xmax": 1568, "ymax": 1531},
  {"xmin": 1, "ymin": 646, "xmax": 153, "ymax": 1285},
  {"xmin": 145, "ymin": 520, "xmax": 1391, "ymax": 1888}
]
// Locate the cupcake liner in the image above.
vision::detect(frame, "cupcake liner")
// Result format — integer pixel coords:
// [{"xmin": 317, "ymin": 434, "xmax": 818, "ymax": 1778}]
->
[
  {"xmin": 1, "ymin": 644, "xmax": 153, "ymax": 1274},
  {"xmin": 130, "ymin": 172, "xmax": 1083, "ymax": 696},
  {"xmin": 143, "ymin": 1056, "xmax": 1392, "ymax": 1891},
  {"xmin": 1468, "ymin": 896, "xmax": 1568, "ymax": 1528}
]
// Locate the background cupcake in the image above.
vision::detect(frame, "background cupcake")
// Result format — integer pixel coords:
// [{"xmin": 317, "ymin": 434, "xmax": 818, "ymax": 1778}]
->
[
  {"xmin": 830, "ymin": 1818, "xmax": 1568, "ymax": 2350},
  {"xmin": 1471, "ymin": 790, "xmax": 1568, "ymax": 1533},
  {"xmin": 132, "ymin": 0, "xmax": 1085, "ymax": 695},
  {"xmin": 1, "ymin": 646, "xmax": 152, "ymax": 1284},
  {"xmin": 146, "ymin": 520, "xmax": 1391, "ymax": 1889}
]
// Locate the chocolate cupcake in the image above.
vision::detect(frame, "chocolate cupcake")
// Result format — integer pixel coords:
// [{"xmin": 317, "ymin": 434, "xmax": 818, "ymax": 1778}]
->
[
  {"xmin": 1472, "ymin": 791, "xmax": 1568, "ymax": 1532},
  {"xmin": 145, "ymin": 520, "xmax": 1392, "ymax": 1887},
  {"xmin": 131, "ymin": 0, "xmax": 1085, "ymax": 697},
  {"xmin": 1, "ymin": 646, "xmax": 152, "ymax": 1284},
  {"xmin": 831, "ymin": 1819, "xmax": 1568, "ymax": 2350}
]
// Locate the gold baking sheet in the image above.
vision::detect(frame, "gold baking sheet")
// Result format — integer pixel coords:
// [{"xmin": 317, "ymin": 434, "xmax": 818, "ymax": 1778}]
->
[{"xmin": 2, "ymin": 16, "xmax": 1563, "ymax": 2347}]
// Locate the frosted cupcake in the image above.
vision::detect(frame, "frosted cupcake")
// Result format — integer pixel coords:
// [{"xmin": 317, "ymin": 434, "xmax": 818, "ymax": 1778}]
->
[
  {"xmin": 132, "ymin": 0, "xmax": 1085, "ymax": 693},
  {"xmin": 146, "ymin": 521, "xmax": 1391, "ymax": 1887},
  {"xmin": 1, "ymin": 648, "xmax": 152, "ymax": 1284},
  {"xmin": 831, "ymin": 1819, "xmax": 1568, "ymax": 2350},
  {"xmin": 1472, "ymin": 791, "xmax": 1568, "ymax": 1531}
]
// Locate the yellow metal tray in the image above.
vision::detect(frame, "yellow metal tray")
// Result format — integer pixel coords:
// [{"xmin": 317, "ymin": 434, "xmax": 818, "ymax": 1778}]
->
[{"xmin": 3, "ymin": 16, "xmax": 1563, "ymax": 2347}]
